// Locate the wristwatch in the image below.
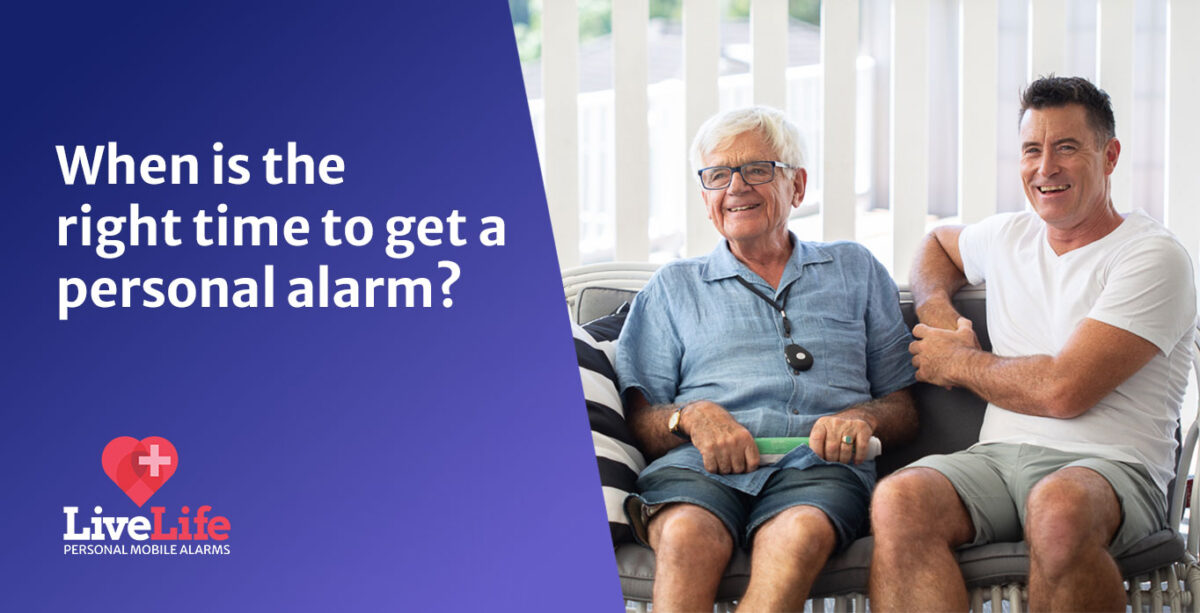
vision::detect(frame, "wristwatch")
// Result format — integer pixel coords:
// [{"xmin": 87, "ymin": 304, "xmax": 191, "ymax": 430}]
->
[{"xmin": 668, "ymin": 404, "xmax": 691, "ymax": 440}]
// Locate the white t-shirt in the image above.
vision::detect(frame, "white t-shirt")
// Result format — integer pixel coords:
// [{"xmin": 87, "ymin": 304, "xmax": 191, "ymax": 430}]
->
[{"xmin": 959, "ymin": 210, "xmax": 1197, "ymax": 494}]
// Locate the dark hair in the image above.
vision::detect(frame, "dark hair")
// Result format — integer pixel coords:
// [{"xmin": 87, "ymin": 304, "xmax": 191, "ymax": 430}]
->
[{"xmin": 1019, "ymin": 76, "xmax": 1116, "ymax": 144}]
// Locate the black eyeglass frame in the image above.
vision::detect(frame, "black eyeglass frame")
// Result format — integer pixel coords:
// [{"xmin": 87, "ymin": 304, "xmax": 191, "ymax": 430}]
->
[{"xmin": 696, "ymin": 160, "xmax": 796, "ymax": 190}]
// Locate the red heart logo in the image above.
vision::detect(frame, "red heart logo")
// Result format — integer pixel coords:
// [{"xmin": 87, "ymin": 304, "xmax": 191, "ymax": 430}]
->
[{"xmin": 101, "ymin": 436, "xmax": 178, "ymax": 507}]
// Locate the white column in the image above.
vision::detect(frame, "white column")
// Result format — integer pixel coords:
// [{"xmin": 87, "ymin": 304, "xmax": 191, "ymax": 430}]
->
[
  {"xmin": 1165, "ymin": 0, "xmax": 1200, "ymax": 277},
  {"xmin": 821, "ymin": 0, "xmax": 858, "ymax": 241},
  {"xmin": 683, "ymin": 0, "xmax": 721, "ymax": 256},
  {"xmin": 890, "ymin": 0, "xmax": 929, "ymax": 284},
  {"xmin": 751, "ymin": 0, "xmax": 788, "ymax": 109},
  {"xmin": 958, "ymin": 0, "xmax": 999, "ymax": 225},
  {"xmin": 1027, "ymin": 0, "xmax": 1067, "ymax": 81},
  {"xmin": 1097, "ymin": 0, "xmax": 1134, "ymax": 213},
  {"xmin": 542, "ymin": 0, "xmax": 580, "ymax": 268},
  {"xmin": 612, "ymin": 0, "xmax": 650, "ymax": 261}
]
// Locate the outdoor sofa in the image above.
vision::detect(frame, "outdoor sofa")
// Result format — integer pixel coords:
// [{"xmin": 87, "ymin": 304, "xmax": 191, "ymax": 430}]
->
[{"xmin": 566, "ymin": 262, "xmax": 1200, "ymax": 612}]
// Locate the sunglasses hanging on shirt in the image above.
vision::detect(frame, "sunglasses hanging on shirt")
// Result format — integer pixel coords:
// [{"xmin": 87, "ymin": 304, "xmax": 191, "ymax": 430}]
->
[{"xmin": 733, "ymin": 276, "xmax": 814, "ymax": 373}]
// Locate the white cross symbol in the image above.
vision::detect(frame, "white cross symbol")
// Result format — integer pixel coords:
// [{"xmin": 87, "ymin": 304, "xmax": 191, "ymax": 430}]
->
[{"xmin": 138, "ymin": 444, "xmax": 172, "ymax": 477}]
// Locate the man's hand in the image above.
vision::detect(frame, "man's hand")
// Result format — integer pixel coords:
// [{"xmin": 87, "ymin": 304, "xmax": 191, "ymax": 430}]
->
[
  {"xmin": 909, "ymin": 317, "xmax": 981, "ymax": 387},
  {"xmin": 680, "ymin": 401, "xmax": 760, "ymax": 474},
  {"xmin": 809, "ymin": 414, "xmax": 876, "ymax": 464}
]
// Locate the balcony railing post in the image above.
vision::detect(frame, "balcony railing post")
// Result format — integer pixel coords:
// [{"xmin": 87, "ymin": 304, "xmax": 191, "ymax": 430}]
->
[
  {"xmin": 613, "ymin": 0, "xmax": 651, "ymax": 261},
  {"xmin": 683, "ymin": 0, "xmax": 721, "ymax": 257},
  {"xmin": 958, "ymin": 0, "xmax": 998, "ymax": 224},
  {"xmin": 1097, "ymin": 0, "xmax": 1135, "ymax": 214},
  {"xmin": 542, "ymin": 0, "xmax": 580, "ymax": 268},
  {"xmin": 821, "ymin": 0, "xmax": 859, "ymax": 241},
  {"xmin": 890, "ymin": 0, "xmax": 930, "ymax": 284},
  {"xmin": 1166, "ymin": 0, "xmax": 1200, "ymax": 280}
]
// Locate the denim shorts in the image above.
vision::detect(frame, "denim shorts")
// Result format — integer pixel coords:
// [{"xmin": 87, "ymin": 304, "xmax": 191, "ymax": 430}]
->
[
  {"xmin": 625, "ymin": 465, "xmax": 871, "ymax": 551},
  {"xmin": 908, "ymin": 443, "xmax": 1167, "ymax": 555}
]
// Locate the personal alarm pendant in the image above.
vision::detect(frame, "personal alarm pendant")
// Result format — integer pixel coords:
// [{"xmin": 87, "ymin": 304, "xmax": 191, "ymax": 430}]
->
[{"xmin": 732, "ymin": 277, "xmax": 814, "ymax": 373}]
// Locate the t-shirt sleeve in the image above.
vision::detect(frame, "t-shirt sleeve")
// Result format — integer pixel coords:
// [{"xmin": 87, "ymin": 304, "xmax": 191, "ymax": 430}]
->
[
  {"xmin": 863, "ymin": 252, "xmax": 918, "ymax": 397},
  {"xmin": 958, "ymin": 213, "xmax": 1013, "ymax": 285},
  {"xmin": 1087, "ymin": 237, "xmax": 1198, "ymax": 355},
  {"xmin": 615, "ymin": 276, "xmax": 683, "ymax": 406}
]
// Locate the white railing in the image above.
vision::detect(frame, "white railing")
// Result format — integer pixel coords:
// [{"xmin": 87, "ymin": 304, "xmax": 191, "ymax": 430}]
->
[
  {"xmin": 528, "ymin": 0, "xmax": 1200, "ymax": 288},
  {"xmin": 529, "ymin": 58, "xmax": 875, "ymax": 265}
]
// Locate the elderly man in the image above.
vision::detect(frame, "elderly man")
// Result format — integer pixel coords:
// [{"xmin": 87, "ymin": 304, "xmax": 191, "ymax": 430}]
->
[
  {"xmin": 616, "ymin": 106, "xmax": 917, "ymax": 611},
  {"xmin": 870, "ymin": 76, "xmax": 1197, "ymax": 611}
]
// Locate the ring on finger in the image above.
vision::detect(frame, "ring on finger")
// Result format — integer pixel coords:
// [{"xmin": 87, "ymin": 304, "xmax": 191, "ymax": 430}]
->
[{"xmin": 841, "ymin": 435, "xmax": 854, "ymax": 445}]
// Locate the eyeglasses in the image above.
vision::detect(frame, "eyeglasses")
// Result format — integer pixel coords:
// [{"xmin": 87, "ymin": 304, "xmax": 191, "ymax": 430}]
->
[{"xmin": 697, "ymin": 160, "xmax": 794, "ymax": 190}]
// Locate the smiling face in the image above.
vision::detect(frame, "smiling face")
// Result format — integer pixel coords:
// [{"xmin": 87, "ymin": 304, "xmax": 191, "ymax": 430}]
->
[
  {"xmin": 700, "ymin": 130, "xmax": 806, "ymax": 256},
  {"xmin": 1019, "ymin": 104, "xmax": 1120, "ymax": 231}
]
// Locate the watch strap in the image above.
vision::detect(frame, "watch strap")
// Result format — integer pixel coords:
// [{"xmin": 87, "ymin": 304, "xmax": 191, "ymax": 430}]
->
[{"xmin": 669, "ymin": 403, "xmax": 691, "ymax": 440}]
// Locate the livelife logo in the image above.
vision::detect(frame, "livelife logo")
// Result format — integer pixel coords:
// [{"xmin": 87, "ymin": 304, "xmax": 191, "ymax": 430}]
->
[{"xmin": 63, "ymin": 436, "xmax": 231, "ymax": 556}]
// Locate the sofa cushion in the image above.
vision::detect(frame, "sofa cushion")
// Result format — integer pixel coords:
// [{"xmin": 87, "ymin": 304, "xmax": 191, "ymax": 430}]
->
[
  {"xmin": 616, "ymin": 536, "xmax": 876, "ymax": 601},
  {"xmin": 574, "ymin": 310, "xmax": 644, "ymax": 544},
  {"xmin": 955, "ymin": 529, "xmax": 1185, "ymax": 587},
  {"xmin": 617, "ymin": 530, "xmax": 1187, "ymax": 601},
  {"xmin": 577, "ymin": 287, "xmax": 638, "ymax": 325}
]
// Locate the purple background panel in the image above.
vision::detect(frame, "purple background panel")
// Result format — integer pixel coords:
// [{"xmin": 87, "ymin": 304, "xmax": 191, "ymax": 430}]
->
[{"xmin": 0, "ymin": 2, "xmax": 622, "ymax": 610}]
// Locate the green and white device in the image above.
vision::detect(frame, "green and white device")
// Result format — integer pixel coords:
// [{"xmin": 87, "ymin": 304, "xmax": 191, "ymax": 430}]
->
[{"xmin": 754, "ymin": 436, "xmax": 883, "ymax": 465}]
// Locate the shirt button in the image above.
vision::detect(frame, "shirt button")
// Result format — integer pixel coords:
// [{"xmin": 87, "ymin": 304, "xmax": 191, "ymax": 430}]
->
[{"xmin": 791, "ymin": 409, "xmax": 799, "ymax": 415}]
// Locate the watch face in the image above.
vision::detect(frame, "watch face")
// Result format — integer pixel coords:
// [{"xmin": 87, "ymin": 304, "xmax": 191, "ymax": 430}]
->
[{"xmin": 668, "ymin": 406, "xmax": 690, "ymax": 441}]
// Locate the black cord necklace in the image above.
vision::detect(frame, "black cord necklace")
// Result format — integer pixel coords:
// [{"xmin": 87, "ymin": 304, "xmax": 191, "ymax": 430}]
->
[{"xmin": 733, "ymin": 276, "xmax": 814, "ymax": 373}]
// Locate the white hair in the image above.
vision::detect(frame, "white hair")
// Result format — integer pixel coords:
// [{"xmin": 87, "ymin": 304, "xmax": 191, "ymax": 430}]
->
[{"xmin": 689, "ymin": 106, "xmax": 807, "ymax": 172}]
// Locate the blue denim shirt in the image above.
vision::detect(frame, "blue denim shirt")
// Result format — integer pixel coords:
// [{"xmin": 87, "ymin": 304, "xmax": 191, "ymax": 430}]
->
[{"xmin": 616, "ymin": 235, "xmax": 916, "ymax": 495}]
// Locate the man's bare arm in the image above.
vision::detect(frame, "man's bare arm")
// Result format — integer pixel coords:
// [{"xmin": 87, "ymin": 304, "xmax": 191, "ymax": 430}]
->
[
  {"xmin": 911, "ymin": 317, "xmax": 1159, "ymax": 418},
  {"xmin": 911, "ymin": 226, "xmax": 970, "ymax": 330},
  {"xmin": 809, "ymin": 388, "xmax": 917, "ymax": 464},
  {"xmin": 624, "ymin": 389, "xmax": 688, "ymax": 459},
  {"xmin": 625, "ymin": 389, "xmax": 759, "ymax": 473},
  {"xmin": 908, "ymin": 224, "xmax": 1163, "ymax": 419}
]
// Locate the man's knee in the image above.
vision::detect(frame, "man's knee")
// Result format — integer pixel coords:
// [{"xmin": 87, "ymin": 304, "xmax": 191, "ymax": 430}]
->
[
  {"xmin": 1025, "ymin": 468, "xmax": 1120, "ymax": 569},
  {"xmin": 753, "ymin": 505, "xmax": 836, "ymax": 563},
  {"xmin": 872, "ymin": 468, "xmax": 972, "ymax": 545},
  {"xmin": 648, "ymin": 503, "xmax": 734, "ymax": 558}
]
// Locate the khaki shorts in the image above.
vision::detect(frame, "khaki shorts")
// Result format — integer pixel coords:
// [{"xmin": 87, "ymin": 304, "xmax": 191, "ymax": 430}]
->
[{"xmin": 907, "ymin": 443, "xmax": 1167, "ymax": 555}]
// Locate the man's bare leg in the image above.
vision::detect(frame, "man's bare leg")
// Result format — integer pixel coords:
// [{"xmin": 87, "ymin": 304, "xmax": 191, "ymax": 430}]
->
[
  {"xmin": 869, "ymin": 468, "xmax": 975, "ymax": 611},
  {"xmin": 646, "ymin": 503, "xmax": 733, "ymax": 612},
  {"xmin": 737, "ymin": 505, "xmax": 836, "ymax": 612},
  {"xmin": 1025, "ymin": 467, "xmax": 1125, "ymax": 612}
]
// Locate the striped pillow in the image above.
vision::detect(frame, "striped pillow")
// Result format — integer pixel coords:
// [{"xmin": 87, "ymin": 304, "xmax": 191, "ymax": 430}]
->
[{"xmin": 573, "ymin": 314, "xmax": 645, "ymax": 544}]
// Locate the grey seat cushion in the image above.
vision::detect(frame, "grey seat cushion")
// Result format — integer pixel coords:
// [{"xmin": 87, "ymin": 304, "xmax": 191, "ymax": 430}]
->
[
  {"xmin": 956, "ymin": 529, "xmax": 1185, "ymax": 586},
  {"xmin": 617, "ymin": 529, "xmax": 1185, "ymax": 600},
  {"xmin": 617, "ymin": 538, "xmax": 876, "ymax": 601},
  {"xmin": 577, "ymin": 287, "xmax": 638, "ymax": 324}
]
